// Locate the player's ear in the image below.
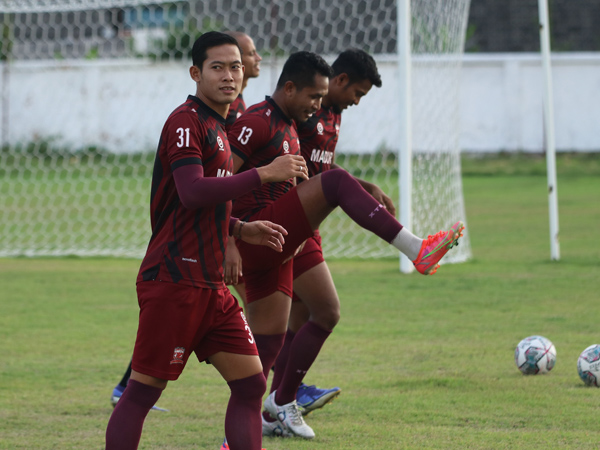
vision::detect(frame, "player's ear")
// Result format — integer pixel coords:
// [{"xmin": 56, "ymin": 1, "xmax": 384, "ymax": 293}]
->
[
  {"xmin": 283, "ymin": 80, "xmax": 297, "ymax": 97},
  {"xmin": 336, "ymin": 73, "xmax": 350, "ymax": 87},
  {"xmin": 189, "ymin": 65, "xmax": 202, "ymax": 82}
]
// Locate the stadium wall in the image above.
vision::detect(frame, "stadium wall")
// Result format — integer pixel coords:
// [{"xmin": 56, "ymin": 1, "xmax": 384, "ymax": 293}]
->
[{"xmin": 2, "ymin": 52, "xmax": 599, "ymax": 154}]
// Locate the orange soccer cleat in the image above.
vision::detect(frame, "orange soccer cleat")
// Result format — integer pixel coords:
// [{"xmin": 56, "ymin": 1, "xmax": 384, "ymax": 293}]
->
[
  {"xmin": 220, "ymin": 439, "xmax": 266, "ymax": 450},
  {"xmin": 412, "ymin": 221, "xmax": 464, "ymax": 275}
]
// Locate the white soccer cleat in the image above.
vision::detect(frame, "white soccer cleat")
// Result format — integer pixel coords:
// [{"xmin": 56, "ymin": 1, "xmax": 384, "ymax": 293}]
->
[
  {"xmin": 264, "ymin": 391, "xmax": 315, "ymax": 439},
  {"xmin": 262, "ymin": 415, "xmax": 293, "ymax": 438}
]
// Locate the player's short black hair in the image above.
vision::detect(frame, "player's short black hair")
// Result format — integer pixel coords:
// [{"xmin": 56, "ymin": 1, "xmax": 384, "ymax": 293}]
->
[
  {"xmin": 276, "ymin": 51, "xmax": 334, "ymax": 91},
  {"xmin": 332, "ymin": 49, "xmax": 382, "ymax": 88},
  {"xmin": 191, "ymin": 31, "xmax": 242, "ymax": 70}
]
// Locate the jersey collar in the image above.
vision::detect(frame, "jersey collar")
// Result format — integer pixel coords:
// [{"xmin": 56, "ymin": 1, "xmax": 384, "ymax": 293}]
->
[
  {"xmin": 265, "ymin": 96, "xmax": 293, "ymax": 126},
  {"xmin": 187, "ymin": 95, "xmax": 227, "ymax": 126}
]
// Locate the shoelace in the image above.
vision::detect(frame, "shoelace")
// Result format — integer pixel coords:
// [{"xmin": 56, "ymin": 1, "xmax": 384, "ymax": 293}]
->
[
  {"xmin": 426, "ymin": 230, "xmax": 447, "ymax": 242},
  {"xmin": 287, "ymin": 402, "xmax": 304, "ymax": 426}
]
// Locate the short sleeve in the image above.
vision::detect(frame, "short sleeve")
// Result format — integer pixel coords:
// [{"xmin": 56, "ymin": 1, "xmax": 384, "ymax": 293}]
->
[
  {"xmin": 164, "ymin": 110, "xmax": 205, "ymax": 170},
  {"xmin": 228, "ymin": 112, "xmax": 269, "ymax": 162}
]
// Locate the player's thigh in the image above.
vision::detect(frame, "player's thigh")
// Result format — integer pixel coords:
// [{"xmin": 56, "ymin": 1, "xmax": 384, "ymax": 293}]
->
[
  {"xmin": 295, "ymin": 173, "xmax": 335, "ymax": 230},
  {"xmin": 293, "ymin": 261, "xmax": 340, "ymax": 330},
  {"xmin": 209, "ymin": 352, "xmax": 263, "ymax": 382},
  {"xmin": 245, "ymin": 290, "xmax": 292, "ymax": 335}
]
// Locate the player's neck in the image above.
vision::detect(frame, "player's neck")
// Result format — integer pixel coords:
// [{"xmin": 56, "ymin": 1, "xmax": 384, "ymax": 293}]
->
[
  {"xmin": 195, "ymin": 91, "xmax": 229, "ymax": 119},
  {"xmin": 270, "ymin": 91, "xmax": 292, "ymax": 120}
]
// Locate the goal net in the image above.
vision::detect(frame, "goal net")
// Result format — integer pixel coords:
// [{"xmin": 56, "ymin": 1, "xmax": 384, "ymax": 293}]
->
[{"xmin": 0, "ymin": 0, "xmax": 471, "ymax": 263}]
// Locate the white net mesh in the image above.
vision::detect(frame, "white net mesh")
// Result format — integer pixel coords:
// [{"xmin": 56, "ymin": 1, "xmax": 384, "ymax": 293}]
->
[{"xmin": 0, "ymin": 0, "xmax": 471, "ymax": 262}]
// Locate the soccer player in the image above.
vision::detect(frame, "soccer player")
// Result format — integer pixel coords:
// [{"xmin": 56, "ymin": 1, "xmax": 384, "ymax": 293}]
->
[
  {"xmin": 104, "ymin": 31, "xmax": 310, "ymax": 450},
  {"xmin": 227, "ymin": 49, "xmax": 391, "ymax": 420},
  {"xmin": 269, "ymin": 48, "xmax": 391, "ymax": 417},
  {"xmin": 223, "ymin": 31, "xmax": 262, "ymax": 129},
  {"xmin": 108, "ymin": 30, "xmax": 264, "ymax": 412},
  {"xmin": 227, "ymin": 51, "xmax": 464, "ymax": 440}
]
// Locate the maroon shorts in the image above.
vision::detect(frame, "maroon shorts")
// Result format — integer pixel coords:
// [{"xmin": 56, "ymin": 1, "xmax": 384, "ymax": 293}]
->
[
  {"xmin": 291, "ymin": 231, "xmax": 325, "ymax": 302},
  {"xmin": 237, "ymin": 188, "xmax": 313, "ymax": 304},
  {"xmin": 132, "ymin": 281, "xmax": 258, "ymax": 380}
]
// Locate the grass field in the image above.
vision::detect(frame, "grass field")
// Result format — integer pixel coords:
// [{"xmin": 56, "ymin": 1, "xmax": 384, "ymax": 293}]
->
[{"xmin": 1, "ymin": 154, "xmax": 599, "ymax": 449}]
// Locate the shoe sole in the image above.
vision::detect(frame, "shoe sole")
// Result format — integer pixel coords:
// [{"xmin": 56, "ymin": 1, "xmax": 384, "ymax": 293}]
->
[
  {"xmin": 423, "ymin": 221, "xmax": 465, "ymax": 275},
  {"xmin": 299, "ymin": 389, "xmax": 341, "ymax": 416}
]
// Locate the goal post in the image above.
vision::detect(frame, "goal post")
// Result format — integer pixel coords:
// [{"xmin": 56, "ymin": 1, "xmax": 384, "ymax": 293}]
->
[
  {"xmin": 397, "ymin": 0, "xmax": 413, "ymax": 273},
  {"xmin": 537, "ymin": 0, "xmax": 560, "ymax": 261},
  {"xmin": 0, "ymin": 0, "xmax": 473, "ymax": 263}
]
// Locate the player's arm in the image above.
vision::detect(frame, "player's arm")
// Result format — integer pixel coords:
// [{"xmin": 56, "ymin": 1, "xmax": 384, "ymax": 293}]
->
[
  {"xmin": 174, "ymin": 164, "xmax": 261, "ymax": 210},
  {"xmin": 331, "ymin": 162, "xmax": 396, "ymax": 217},
  {"xmin": 174, "ymin": 162, "xmax": 306, "ymax": 210}
]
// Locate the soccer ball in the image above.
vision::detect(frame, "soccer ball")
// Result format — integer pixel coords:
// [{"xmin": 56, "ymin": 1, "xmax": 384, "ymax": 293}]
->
[
  {"xmin": 577, "ymin": 344, "xmax": 600, "ymax": 387},
  {"xmin": 514, "ymin": 335, "xmax": 557, "ymax": 375}
]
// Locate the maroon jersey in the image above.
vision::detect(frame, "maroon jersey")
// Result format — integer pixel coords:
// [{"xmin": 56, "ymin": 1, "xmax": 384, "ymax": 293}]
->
[
  {"xmin": 229, "ymin": 97, "xmax": 301, "ymax": 220},
  {"xmin": 226, "ymin": 93, "xmax": 246, "ymax": 131},
  {"xmin": 297, "ymin": 105, "xmax": 341, "ymax": 177},
  {"xmin": 137, "ymin": 95, "xmax": 233, "ymax": 289}
]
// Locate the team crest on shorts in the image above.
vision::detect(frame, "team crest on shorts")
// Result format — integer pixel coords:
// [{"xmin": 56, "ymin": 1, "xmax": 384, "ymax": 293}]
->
[{"xmin": 170, "ymin": 347, "xmax": 185, "ymax": 364}]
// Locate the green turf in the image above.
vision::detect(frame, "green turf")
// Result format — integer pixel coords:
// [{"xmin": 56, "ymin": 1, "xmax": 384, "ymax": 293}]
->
[{"xmin": 1, "ymin": 157, "xmax": 599, "ymax": 449}]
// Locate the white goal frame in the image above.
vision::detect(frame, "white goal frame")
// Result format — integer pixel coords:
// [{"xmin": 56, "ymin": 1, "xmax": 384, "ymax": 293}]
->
[{"xmin": 0, "ymin": 0, "xmax": 494, "ymax": 263}]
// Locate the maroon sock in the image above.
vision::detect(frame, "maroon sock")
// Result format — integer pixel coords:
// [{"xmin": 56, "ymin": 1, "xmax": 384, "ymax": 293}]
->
[
  {"xmin": 321, "ymin": 169, "xmax": 402, "ymax": 242},
  {"xmin": 253, "ymin": 333, "xmax": 286, "ymax": 382},
  {"xmin": 275, "ymin": 321, "xmax": 332, "ymax": 405},
  {"xmin": 105, "ymin": 379, "xmax": 163, "ymax": 450},
  {"xmin": 225, "ymin": 373, "xmax": 267, "ymax": 450},
  {"xmin": 271, "ymin": 329, "xmax": 296, "ymax": 394}
]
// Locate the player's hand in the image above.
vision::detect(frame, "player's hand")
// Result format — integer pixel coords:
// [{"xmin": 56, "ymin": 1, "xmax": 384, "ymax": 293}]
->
[
  {"xmin": 240, "ymin": 220, "xmax": 288, "ymax": 252},
  {"xmin": 224, "ymin": 236, "xmax": 243, "ymax": 285},
  {"xmin": 257, "ymin": 154, "xmax": 309, "ymax": 183},
  {"xmin": 364, "ymin": 183, "xmax": 396, "ymax": 217}
]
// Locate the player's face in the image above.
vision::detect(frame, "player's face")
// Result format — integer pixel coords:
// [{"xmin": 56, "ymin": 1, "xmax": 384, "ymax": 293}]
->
[
  {"xmin": 287, "ymin": 74, "xmax": 329, "ymax": 123},
  {"xmin": 330, "ymin": 77, "xmax": 373, "ymax": 114},
  {"xmin": 238, "ymin": 35, "xmax": 262, "ymax": 79},
  {"xmin": 190, "ymin": 44, "xmax": 244, "ymax": 116}
]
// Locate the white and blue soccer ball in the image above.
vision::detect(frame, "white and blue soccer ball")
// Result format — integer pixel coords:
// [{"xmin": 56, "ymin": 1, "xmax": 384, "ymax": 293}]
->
[
  {"xmin": 577, "ymin": 344, "xmax": 600, "ymax": 387},
  {"xmin": 514, "ymin": 335, "xmax": 556, "ymax": 375}
]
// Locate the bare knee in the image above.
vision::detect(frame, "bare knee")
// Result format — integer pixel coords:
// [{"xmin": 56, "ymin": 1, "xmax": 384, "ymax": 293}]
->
[{"xmin": 309, "ymin": 300, "xmax": 340, "ymax": 331}]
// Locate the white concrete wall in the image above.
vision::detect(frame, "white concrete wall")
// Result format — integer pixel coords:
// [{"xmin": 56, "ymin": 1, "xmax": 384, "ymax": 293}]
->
[
  {"xmin": 2, "ymin": 52, "xmax": 599, "ymax": 153},
  {"xmin": 458, "ymin": 53, "xmax": 600, "ymax": 152}
]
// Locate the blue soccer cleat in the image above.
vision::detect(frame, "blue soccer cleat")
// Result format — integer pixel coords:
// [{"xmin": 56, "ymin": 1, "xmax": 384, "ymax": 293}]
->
[
  {"xmin": 295, "ymin": 383, "xmax": 341, "ymax": 416},
  {"xmin": 111, "ymin": 385, "xmax": 169, "ymax": 412}
]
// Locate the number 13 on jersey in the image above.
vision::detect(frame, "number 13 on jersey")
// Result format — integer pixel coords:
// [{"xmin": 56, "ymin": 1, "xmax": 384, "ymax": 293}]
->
[{"xmin": 237, "ymin": 126, "xmax": 253, "ymax": 145}]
